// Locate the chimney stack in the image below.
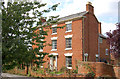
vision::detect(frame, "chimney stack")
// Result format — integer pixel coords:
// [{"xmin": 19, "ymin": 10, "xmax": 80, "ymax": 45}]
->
[
  {"xmin": 86, "ymin": 2, "xmax": 94, "ymax": 14},
  {"xmin": 40, "ymin": 17, "xmax": 46, "ymax": 23}
]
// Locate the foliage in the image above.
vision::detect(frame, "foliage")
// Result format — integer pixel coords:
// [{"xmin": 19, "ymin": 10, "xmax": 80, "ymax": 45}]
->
[
  {"xmin": 83, "ymin": 63, "xmax": 95, "ymax": 77},
  {"xmin": 60, "ymin": 66, "xmax": 67, "ymax": 72},
  {"xmin": 27, "ymin": 71, "xmax": 31, "ymax": 77},
  {"xmin": 32, "ymin": 66, "xmax": 38, "ymax": 71},
  {"xmin": 78, "ymin": 61, "xmax": 96, "ymax": 77},
  {"xmin": 86, "ymin": 71, "xmax": 95, "ymax": 77},
  {"xmin": 72, "ymin": 69, "xmax": 78, "ymax": 74},
  {"xmin": 73, "ymin": 65, "xmax": 78, "ymax": 74},
  {"xmin": 106, "ymin": 23, "xmax": 120, "ymax": 58},
  {"xmin": 2, "ymin": 1, "xmax": 59, "ymax": 71}
]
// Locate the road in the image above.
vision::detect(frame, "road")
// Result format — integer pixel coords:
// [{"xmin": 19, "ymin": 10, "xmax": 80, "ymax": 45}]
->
[{"xmin": 1, "ymin": 73, "xmax": 40, "ymax": 79}]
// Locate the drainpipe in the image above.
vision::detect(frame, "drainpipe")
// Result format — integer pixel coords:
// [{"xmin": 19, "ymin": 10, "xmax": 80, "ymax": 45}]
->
[
  {"xmin": 98, "ymin": 35, "xmax": 100, "ymax": 62},
  {"xmin": 82, "ymin": 16, "xmax": 86, "ymax": 61}
]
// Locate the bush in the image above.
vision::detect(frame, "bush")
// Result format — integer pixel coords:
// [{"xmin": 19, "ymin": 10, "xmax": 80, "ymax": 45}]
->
[
  {"xmin": 60, "ymin": 66, "xmax": 67, "ymax": 72},
  {"xmin": 72, "ymin": 69, "xmax": 78, "ymax": 74},
  {"xmin": 86, "ymin": 72, "xmax": 95, "ymax": 77},
  {"xmin": 32, "ymin": 66, "xmax": 38, "ymax": 71}
]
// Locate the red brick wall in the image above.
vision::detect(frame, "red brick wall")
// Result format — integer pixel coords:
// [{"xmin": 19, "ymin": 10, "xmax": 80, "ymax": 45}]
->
[
  {"xmin": 43, "ymin": 19, "xmax": 83, "ymax": 70},
  {"xmin": 114, "ymin": 66, "xmax": 120, "ymax": 78},
  {"xmin": 84, "ymin": 13, "xmax": 99, "ymax": 62},
  {"xmin": 78, "ymin": 62, "xmax": 117, "ymax": 77},
  {"xmin": 99, "ymin": 38, "xmax": 110, "ymax": 63},
  {"xmin": 33, "ymin": 12, "xmax": 109, "ymax": 70},
  {"xmin": 6, "ymin": 63, "xmax": 120, "ymax": 78},
  {"xmin": 32, "ymin": 3, "xmax": 110, "ymax": 71}
]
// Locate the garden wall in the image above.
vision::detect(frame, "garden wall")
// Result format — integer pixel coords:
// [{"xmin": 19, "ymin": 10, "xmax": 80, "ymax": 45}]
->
[
  {"xmin": 78, "ymin": 62, "xmax": 120, "ymax": 78},
  {"xmin": 6, "ymin": 62, "xmax": 120, "ymax": 78}
]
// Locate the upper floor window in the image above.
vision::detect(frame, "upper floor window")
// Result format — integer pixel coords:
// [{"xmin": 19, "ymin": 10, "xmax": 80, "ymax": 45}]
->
[
  {"xmin": 52, "ymin": 27, "xmax": 57, "ymax": 34},
  {"xmin": 52, "ymin": 24, "xmax": 57, "ymax": 35},
  {"xmin": 66, "ymin": 38, "xmax": 72, "ymax": 48},
  {"xmin": 65, "ymin": 21, "xmax": 72, "ymax": 32},
  {"xmin": 66, "ymin": 23, "xmax": 72, "ymax": 31},
  {"xmin": 105, "ymin": 49, "xmax": 108, "ymax": 55},
  {"xmin": 99, "ymin": 37, "xmax": 102, "ymax": 43},
  {"xmin": 52, "ymin": 40, "xmax": 57, "ymax": 49}
]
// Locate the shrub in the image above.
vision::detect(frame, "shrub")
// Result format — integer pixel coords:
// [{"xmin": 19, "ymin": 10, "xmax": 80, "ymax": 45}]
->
[{"xmin": 60, "ymin": 66, "xmax": 67, "ymax": 72}]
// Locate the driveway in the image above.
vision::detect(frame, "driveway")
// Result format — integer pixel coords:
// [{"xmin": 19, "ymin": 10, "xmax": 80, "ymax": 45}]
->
[{"xmin": 1, "ymin": 73, "xmax": 40, "ymax": 79}]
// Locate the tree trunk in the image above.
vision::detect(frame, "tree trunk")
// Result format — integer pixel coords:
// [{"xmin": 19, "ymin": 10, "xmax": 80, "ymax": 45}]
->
[{"xmin": 26, "ymin": 64, "xmax": 29, "ymax": 74}]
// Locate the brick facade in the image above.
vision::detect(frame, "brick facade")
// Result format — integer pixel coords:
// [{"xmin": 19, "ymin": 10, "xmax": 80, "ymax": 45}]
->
[{"xmin": 32, "ymin": 2, "xmax": 110, "ymax": 71}]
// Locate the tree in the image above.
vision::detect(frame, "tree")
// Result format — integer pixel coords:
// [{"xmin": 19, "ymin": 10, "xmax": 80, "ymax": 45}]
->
[
  {"xmin": 106, "ymin": 23, "xmax": 120, "ymax": 59},
  {"xmin": 2, "ymin": 1, "xmax": 59, "ymax": 73}
]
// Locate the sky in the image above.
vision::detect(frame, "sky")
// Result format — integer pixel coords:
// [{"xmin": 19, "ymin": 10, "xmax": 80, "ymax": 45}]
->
[
  {"xmin": 4, "ymin": 0, "xmax": 119, "ymax": 35},
  {"xmin": 41, "ymin": 0, "xmax": 119, "ymax": 35}
]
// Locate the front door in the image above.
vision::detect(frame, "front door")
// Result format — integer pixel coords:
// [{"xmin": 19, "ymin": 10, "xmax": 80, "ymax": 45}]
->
[{"xmin": 50, "ymin": 56, "xmax": 57, "ymax": 70}]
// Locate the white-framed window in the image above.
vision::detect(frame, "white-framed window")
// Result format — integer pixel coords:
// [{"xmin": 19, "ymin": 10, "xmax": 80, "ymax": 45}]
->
[
  {"xmin": 66, "ymin": 38, "xmax": 72, "ymax": 48},
  {"xmin": 52, "ymin": 27, "xmax": 57, "ymax": 34},
  {"xmin": 66, "ymin": 56, "xmax": 72, "ymax": 69},
  {"xmin": 105, "ymin": 49, "xmax": 108, "ymax": 55},
  {"xmin": 66, "ymin": 23, "xmax": 72, "ymax": 32},
  {"xmin": 99, "ymin": 37, "xmax": 102, "ymax": 43},
  {"xmin": 52, "ymin": 40, "xmax": 57, "ymax": 49}
]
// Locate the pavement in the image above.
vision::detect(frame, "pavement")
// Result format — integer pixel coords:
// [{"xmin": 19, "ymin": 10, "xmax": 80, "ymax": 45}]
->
[{"xmin": 1, "ymin": 73, "xmax": 40, "ymax": 79}]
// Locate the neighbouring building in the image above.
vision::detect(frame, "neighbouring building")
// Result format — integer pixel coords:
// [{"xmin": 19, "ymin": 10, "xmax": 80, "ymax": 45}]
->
[{"xmin": 33, "ymin": 2, "xmax": 110, "ymax": 70}]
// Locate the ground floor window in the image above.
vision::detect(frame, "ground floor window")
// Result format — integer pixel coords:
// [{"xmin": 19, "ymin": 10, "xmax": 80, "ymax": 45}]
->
[
  {"xmin": 50, "ymin": 55, "xmax": 58, "ymax": 70},
  {"xmin": 66, "ymin": 56, "xmax": 72, "ymax": 68}
]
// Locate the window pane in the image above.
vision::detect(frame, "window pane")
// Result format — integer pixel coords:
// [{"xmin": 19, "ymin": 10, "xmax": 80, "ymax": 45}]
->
[
  {"xmin": 66, "ymin": 24, "xmax": 72, "ymax": 31},
  {"xmin": 99, "ymin": 37, "xmax": 102, "ymax": 43},
  {"xmin": 52, "ymin": 40, "xmax": 57, "ymax": 49},
  {"xmin": 105, "ymin": 49, "xmax": 108, "ymax": 55},
  {"xmin": 66, "ymin": 38, "xmax": 72, "ymax": 48},
  {"xmin": 66, "ymin": 56, "xmax": 72, "ymax": 67},
  {"xmin": 52, "ymin": 27, "xmax": 57, "ymax": 33}
]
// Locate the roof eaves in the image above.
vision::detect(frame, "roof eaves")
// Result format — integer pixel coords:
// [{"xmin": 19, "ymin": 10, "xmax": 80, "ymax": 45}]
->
[
  {"xmin": 58, "ymin": 11, "xmax": 88, "ymax": 23},
  {"xmin": 40, "ymin": 11, "xmax": 88, "ymax": 27},
  {"xmin": 99, "ymin": 34, "xmax": 107, "ymax": 39}
]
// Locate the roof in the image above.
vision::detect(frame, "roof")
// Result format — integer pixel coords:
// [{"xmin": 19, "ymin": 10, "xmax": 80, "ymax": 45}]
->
[
  {"xmin": 58, "ymin": 11, "xmax": 88, "ymax": 23},
  {"xmin": 41, "ymin": 11, "xmax": 88, "ymax": 26},
  {"xmin": 99, "ymin": 34, "xmax": 107, "ymax": 39}
]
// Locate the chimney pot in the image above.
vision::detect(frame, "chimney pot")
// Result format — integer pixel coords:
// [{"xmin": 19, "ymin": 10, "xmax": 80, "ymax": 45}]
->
[
  {"xmin": 87, "ymin": 1, "xmax": 92, "ymax": 5},
  {"xmin": 86, "ymin": 2, "xmax": 94, "ymax": 14}
]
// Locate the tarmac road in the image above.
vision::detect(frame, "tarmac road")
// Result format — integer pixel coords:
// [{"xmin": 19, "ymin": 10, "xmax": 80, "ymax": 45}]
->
[{"xmin": 1, "ymin": 73, "xmax": 40, "ymax": 79}]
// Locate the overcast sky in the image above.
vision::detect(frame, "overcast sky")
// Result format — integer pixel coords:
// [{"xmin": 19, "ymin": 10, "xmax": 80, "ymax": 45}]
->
[
  {"xmin": 5, "ymin": 0, "xmax": 119, "ymax": 35},
  {"xmin": 41, "ymin": 0, "xmax": 119, "ymax": 35}
]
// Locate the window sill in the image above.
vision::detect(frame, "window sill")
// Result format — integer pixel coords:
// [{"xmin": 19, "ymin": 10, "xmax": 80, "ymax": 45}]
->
[
  {"xmin": 65, "ymin": 48, "xmax": 72, "ymax": 50},
  {"xmin": 65, "ymin": 30, "xmax": 72, "ymax": 33},
  {"xmin": 67, "ymin": 67, "xmax": 72, "ymax": 69},
  {"xmin": 39, "ymin": 49, "xmax": 43, "ymax": 52},
  {"xmin": 105, "ymin": 54, "xmax": 108, "ymax": 55},
  {"xmin": 51, "ymin": 33, "xmax": 57, "ymax": 35},
  {"xmin": 51, "ymin": 49, "xmax": 57, "ymax": 51},
  {"xmin": 40, "ymin": 66, "xmax": 43, "ymax": 68}
]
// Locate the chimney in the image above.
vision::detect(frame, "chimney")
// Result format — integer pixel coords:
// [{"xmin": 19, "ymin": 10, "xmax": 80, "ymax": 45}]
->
[
  {"xmin": 86, "ymin": 2, "xmax": 94, "ymax": 14},
  {"xmin": 40, "ymin": 17, "xmax": 46, "ymax": 23},
  {"xmin": 98, "ymin": 22, "xmax": 102, "ymax": 34}
]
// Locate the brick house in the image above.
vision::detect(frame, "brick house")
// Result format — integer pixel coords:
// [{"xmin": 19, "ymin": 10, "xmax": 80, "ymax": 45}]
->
[{"xmin": 33, "ymin": 2, "xmax": 110, "ymax": 70}]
